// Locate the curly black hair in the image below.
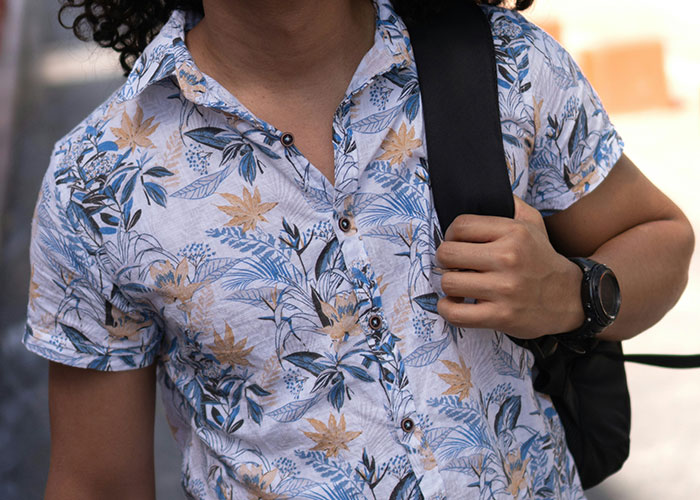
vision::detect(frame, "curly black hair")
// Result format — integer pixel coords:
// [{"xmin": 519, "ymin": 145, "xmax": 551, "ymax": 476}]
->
[{"xmin": 59, "ymin": 0, "xmax": 535, "ymax": 76}]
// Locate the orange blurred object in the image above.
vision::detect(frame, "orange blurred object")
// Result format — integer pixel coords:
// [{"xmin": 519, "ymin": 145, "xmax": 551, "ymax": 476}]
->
[
  {"xmin": 579, "ymin": 40, "xmax": 672, "ymax": 114},
  {"xmin": 537, "ymin": 20, "xmax": 562, "ymax": 43}
]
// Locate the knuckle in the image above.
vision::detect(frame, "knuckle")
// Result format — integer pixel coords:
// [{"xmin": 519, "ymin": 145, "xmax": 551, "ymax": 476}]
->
[
  {"xmin": 499, "ymin": 278, "xmax": 517, "ymax": 297},
  {"xmin": 435, "ymin": 242, "xmax": 455, "ymax": 266},
  {"xmin": 452, "ymin": 215, "xmax": 475, "ymax": 237},
  {"xmin": 440, "ymin": 274, "xmax": 458, "ymax": 296},
  {"xmin": 438, "ymin": 300, "xmax": 461, "ymax": 325},
  {"xmin": 498, "ymin": 249, "xmax": 519, "ymax": 268}
]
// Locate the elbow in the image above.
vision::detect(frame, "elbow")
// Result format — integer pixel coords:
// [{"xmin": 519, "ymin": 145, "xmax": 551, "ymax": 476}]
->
[{"xmin": 678, "ymin": 214, "xmax": 695, "ymax": 288}]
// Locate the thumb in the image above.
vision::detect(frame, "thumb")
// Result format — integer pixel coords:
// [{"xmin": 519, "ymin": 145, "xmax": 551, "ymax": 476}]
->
[{"xmin": 513, "ymin": 195, "xmax": 546, "ymax": 229}]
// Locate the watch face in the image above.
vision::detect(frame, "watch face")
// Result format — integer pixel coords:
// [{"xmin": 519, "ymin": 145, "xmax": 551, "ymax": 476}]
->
[{"xmin": 598, "ymin": 271, "xmax": 621, "ymax": 319}]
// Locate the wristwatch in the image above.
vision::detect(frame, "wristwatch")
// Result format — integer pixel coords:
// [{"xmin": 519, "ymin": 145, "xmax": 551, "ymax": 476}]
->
[{"xmin": 555, "ymin": 257, "xmax": 621, "ymax": 353}]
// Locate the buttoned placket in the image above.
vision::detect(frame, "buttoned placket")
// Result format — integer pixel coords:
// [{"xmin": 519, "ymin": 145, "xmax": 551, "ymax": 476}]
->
[{"xmin": 327, "ymin": 85, "xmax": 447, "ymax": 499}]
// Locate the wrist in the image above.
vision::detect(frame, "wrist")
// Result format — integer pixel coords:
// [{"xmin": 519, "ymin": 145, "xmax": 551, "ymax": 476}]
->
[{"xmin": 557, "ymin": 257, "xmax": 585, "ymax": 333}]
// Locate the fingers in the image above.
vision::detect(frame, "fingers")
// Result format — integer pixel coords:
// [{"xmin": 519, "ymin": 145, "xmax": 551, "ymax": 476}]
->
[
  {"xmin": 436, "ymin": 239, "xmax": 522, "ymax": 272},
  {"xmin": 444, "ymin": 214, "xmax": 513, "ymax": 243},
  {"xmin": 435, "ymin": 241, "xmax": 493, "ymax": 271},
  {"xmin": 439, "ymin": 270, "xmax": 500, "ymax": 301},
  {"xmin": 437, "ymin": 296, "xmax": 503, "ymax": 330}
]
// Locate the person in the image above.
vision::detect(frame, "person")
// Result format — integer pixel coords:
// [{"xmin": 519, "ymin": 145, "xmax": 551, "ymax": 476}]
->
[{"xmin": 23, "ymin": 0, "xmax": 694, "ymax": 498}]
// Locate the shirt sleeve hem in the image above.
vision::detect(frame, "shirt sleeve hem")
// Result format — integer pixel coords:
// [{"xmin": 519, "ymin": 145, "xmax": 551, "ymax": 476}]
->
[
  {"xmin": 536, "ymin": 133, "xmax": 625, "ymax": 216},
  {"xmin": 22, "ymin": 323, "xmax": 159, "ymax": 371}
]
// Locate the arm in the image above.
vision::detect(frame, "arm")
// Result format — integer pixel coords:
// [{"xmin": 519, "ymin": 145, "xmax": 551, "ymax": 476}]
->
[
  {"xmin": 45, "ymin": 362, "xmax": 157, "ymax": 500},
  {"xmin": 435, "ymin": 154, "xmax": 695, "ymax": 341},
  {"xmin": 543, "ymin": 153, "xmax": 695, "ymax": 341}
]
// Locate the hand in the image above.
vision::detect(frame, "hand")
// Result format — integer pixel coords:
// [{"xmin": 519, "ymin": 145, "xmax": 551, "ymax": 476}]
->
[{"xmin": 435, "ymin": 196, "xmax": 585, "ymax": 339}]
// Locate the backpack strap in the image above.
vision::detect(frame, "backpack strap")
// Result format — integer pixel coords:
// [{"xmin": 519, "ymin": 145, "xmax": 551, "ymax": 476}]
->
[
  {"xmin": 623, "ymin": 353, "xmax": 700, "ymax": 368},
  {"xmin": 408, "ymin": 1, "xmax": 700, "ymax": 371},
  {"xmin": 408, "ymin": 0, "xmax": 514, "ymax": 232}
]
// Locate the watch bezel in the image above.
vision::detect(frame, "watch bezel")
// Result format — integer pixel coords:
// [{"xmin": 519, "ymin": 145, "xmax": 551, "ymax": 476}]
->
[{"xmin": 554, "ymin": 257, "xmax": 621, "ymax": 353}]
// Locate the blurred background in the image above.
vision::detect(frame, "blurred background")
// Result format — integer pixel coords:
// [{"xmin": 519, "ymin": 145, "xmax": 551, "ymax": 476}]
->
[{"xmin": 1, "ymin": 0, "xmax": 698, "ymax": 498}]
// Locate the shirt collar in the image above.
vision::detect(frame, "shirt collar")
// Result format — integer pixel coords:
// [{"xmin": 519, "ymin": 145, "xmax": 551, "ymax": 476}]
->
[{"xmin": 115, "ymin": 0, "xmax": 413, "ymax": 121}]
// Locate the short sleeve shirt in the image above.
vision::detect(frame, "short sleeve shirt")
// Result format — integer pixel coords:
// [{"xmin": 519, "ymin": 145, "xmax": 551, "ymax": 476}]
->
[{"xmin": 24, "ymin": 2, "xmax": 624, "ymax": 499}]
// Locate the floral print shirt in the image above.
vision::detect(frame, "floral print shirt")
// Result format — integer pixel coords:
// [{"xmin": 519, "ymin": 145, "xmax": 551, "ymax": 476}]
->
[{"xmin": 23, "ymin": 2, "xmax": 624, "ymax": 499}]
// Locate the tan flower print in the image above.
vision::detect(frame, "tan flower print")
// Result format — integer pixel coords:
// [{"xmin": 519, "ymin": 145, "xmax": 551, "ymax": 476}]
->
[
  {"xmin": 110, "ymin": 104, "xmax": 159, "ymax": 150},
  {"xmin": 237, "ymin": 464, "xmax": 287, "ymax": 500},
  {"xmin": 303, "ymin": 413, "xmax": 362, "ymax": 458},
  {"xmin": 378, "ymin": 122, "xmax": 422, "ymax": 166},
  {"xmin": 505, "ymin": 449, "xmax": 531, "ymax": 497},
  {"xmin": 436, "ymin": 355, "xmax": 473, "ymax": 401},
  {"xmin": 318, "ymin": 292, "xmax": 362, "ymax": 348},
  {"xmin": 106, "ymin": 307, "xmax": 152, "ymax": 339},
  {"xmin": 217, "ymin": 186, "xmax": 278, "ymax": 232},
  {"xmin": 149, "ymin": 257, "xmax": 200, "ymax": 304},
  {"xmin": 28, "ymin": 265, "xmax": 40, "ymax": 309},
  {"xmin": 207, "ymin": 323, "xmax": 254, "ymax": 368}
]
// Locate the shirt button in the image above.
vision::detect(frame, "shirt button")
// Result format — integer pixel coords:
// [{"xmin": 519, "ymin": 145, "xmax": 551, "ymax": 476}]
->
[
  {"xmin": 338, "ymin": 217, "xmax": 352, "ymax": 232},
  {"xmin": 401, "ymin": 418, "xmax": 414, "ymax": 433},
  {"xmin": 368, "ymin": 315, "xmax": 382, "ymax": 331},
  {"xmin": 280, "ymin": 132, "xmax": 295, "ymax": 147}
]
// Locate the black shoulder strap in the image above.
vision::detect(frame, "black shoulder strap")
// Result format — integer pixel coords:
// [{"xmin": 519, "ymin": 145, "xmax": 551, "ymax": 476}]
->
[
  {"xmin": 407, "ymin": 1, "xmax": 700, "ymax": 370},
  {"xmin": 407, "ymin": 0, "xmax": 514, "ymax": 235}
]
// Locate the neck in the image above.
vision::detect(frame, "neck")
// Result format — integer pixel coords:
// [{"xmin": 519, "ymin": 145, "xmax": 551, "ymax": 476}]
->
[{"xmin": 186, "ymin": 0, "xmax": 376, "ymax": 92}]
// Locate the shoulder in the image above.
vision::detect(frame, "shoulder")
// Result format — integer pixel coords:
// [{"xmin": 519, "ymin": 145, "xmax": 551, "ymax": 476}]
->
[
  {"xmin": 40, "ymin": 77, "xmax": 182, "ymax": 247},
  {"xmin": 479, "ymin": 5, "xmax": 580, "ymax": 94}
]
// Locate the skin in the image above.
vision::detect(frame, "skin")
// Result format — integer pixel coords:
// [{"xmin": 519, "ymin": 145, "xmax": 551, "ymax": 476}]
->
[{"xmin": 45, "ymin": 0, "xmax": 695, "ymax": 497}]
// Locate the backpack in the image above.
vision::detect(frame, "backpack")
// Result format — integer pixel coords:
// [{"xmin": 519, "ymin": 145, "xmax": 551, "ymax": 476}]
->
[{"xmin": 405, "ymin": 0, "xmax": 700, "ymax": 489}]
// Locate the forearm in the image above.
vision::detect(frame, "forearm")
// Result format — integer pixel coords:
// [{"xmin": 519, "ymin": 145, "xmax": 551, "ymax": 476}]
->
[{"xmin": 587, "ymin": 217, "xmax": 694, "ymax": 341}]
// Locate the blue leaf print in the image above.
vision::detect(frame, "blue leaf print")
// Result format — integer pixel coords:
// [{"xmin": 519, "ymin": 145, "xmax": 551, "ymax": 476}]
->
[
  {"xmin": 492, "ymin": 342, "xmax": 523, "ymax": 378},
  {"xmin": 184, "ymin": 127, "xmax": 229, "ymax": 150},
  {"xmin": 120, "ymin": 173, "xmax": 139, "ymax": 205},
  {"xmin": 328, "ymin": 379, "xmax": 346, "ymax": 411},
  {"xmin": 144, "ymin": 166, "xmax": 174, "ymax": 178},
  {"xmin": 494, "ymin": 395, "xmax": 521, "ymax": 435},
  {"xmin": 315, "ymin": 238, "xmax": 340, "ymax": 280},
  {"xmin": 296, "ymin": 451, "xmax": 357, "ymax": 490},
  {"xmin": 413, "ymin": 293, "xmax": 438, "ymax": 314},
  {"xmin": 403, "ymin": 93, "xmax": 420, "ymax": 122},
  {"xmin": 284, "ymin": 352, "xmax": 326, "ymax": 377},
  {"xmin": 171, "ymin": 163, "xmax": 234, "ymax": 199},
  {"xmin": 389, "ymin": 471, "xmax": 423, "ymax": 500},
  {"xmin": 353, "ymin": 106, "xmax": 401, "ymax": 134},
  {"xmin": 424, "ymin": 427, "xmax": 453, "ymax": 450},
  {"xmin": 143, "ymin": 181, "xmax": 167, "ymax": 207},
  {"xmin": 403, "ymin": 336, "xmax": 449, "ymax": 367},
  {"xmin": 97, "ymin": 141, "xmax": 119, "ymax": 152},
  {"xmin": 66, "ymin": 200, "xmax": 99, "ymax": 239},
  {"xmin": 338, "ymin": 364, "xmax": 374, "ymax": 382},
  {"xmin": 276, "ymin": 477, "xmax": 319, "ymax": 497},
  {"xmin": 268, "ymin": 396, "xmax": 321, "ymax": 423},
  {"xmin": 440, "ymin": 423, "xmax": 492, "ymax": 460},
  {"xmin": 238, "ymin": 150, "xmax": 257, "ymax": 184},
  {"xmin": 193, "ymin": 257, "xmax": 238, "ymax": 283},
  {"xmin": 88, "ymin": 356, "xmax": 110, "ymax": 370},
  {"xmin": 246, "ymin": 396, "xmax": 264, "ymax": 424},
  {"xmin": 252, "ymin": 142, "xmax": 281, "ymax": 160},
  {"xmin": 568, "ymin": 104, "xmax": 589, "ymax": 157},
  {"xmin": 60, "ymin": 323, "xmax": 104, "ymax": 356}
]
